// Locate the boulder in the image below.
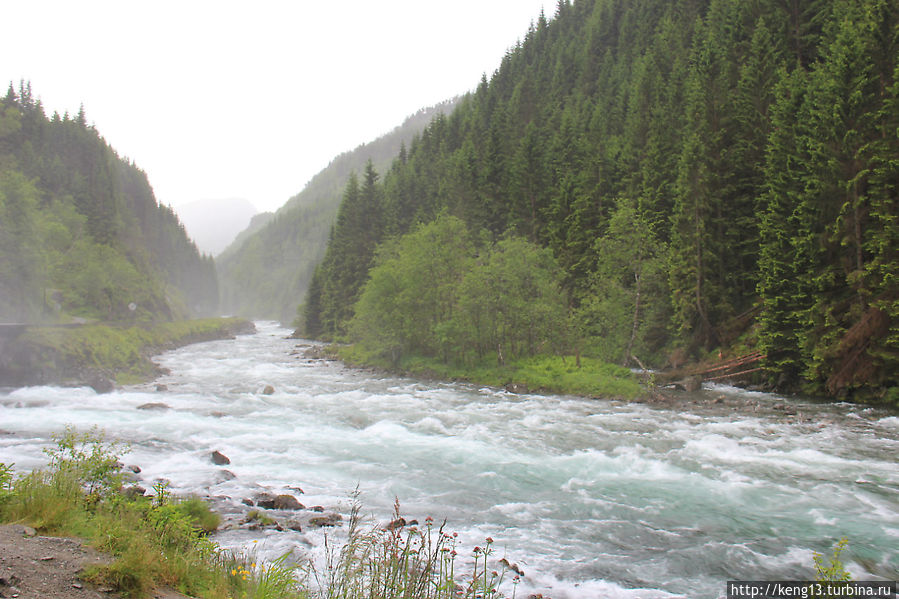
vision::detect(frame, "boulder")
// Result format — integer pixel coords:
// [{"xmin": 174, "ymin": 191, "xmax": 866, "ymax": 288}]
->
[
  {"xmin": 87, "ymin": 374, "xmax": 115, "ymax": 394},
  {"xmin": 504, "ymin": 382, "xmax": 529, "ymax": 394},
  {"xmin": 155, "ymin": 383, "xmax": 168, "ymax": 392},
  {"xmin": 262, "ymin": 385, "xmax": 275, "ymax": 395},
  {"xmin": 254, "ymin": 492, "xmax": 277, "ymax": 509},
  {"xmin": 211, "ymin": 450, "xmax": 231, "ymax": 465},
  {"xmin": 285, "ymin": 518, "xmax": 304, "ymax": 532},
  {"xmin": 308, "ymin": 513, "xmax": 342, "ymax": 528},
  {"xmin": 273, "ymin": 494, "xmax": 304, "ymax": 510}
]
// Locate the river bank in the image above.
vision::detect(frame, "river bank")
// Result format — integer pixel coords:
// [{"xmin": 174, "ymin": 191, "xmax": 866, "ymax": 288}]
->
[
  {"xmin": 1, "ymin": 322, "xmax": 896, "ymax": 598},
  {"xmin": 0, "ymin": 317, "xmax": 255, "ymax": 390}
]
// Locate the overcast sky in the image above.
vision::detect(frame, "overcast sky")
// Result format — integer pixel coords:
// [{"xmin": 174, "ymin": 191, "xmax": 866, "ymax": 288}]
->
[{"xmin": 2, "ymin": 1, "xmax": 547, "ymax": 214}]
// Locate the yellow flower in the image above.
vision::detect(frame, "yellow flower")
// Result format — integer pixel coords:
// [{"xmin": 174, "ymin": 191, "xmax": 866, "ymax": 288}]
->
[{"xmin": 231, "ymin": 569, "xmax": 237, "ymax": 576}]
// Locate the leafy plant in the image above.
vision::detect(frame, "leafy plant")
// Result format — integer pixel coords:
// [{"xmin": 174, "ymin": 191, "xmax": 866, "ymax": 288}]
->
[{"xmin": 813, "ymin": 538, "xmax": 852, "ymax": 582}]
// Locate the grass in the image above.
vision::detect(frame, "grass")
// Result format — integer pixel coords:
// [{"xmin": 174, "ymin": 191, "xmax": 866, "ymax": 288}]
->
[
  {"xmin": 0, "ymin": 428, "xmax": 525, "ymax": 599},
  {"xmin": 8, "ymin": 317, "xmax": 253, "ymax": 386},
  {"xmin": 340, "ymin": 345, "xmax": 644, "ymax": 400}
]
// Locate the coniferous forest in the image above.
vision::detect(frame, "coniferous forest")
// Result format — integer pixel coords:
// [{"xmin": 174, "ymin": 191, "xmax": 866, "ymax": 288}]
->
[
  {"xmin": 0, "ymin": 83, "xmax": 218, "ymax": 323},
  {"xmin": 216, "ymin": 100, "xmax": 458, "ymax": 324},
  {"xmin": 303, "ymin": 0, "xmax": 898, "ymax": 404}
]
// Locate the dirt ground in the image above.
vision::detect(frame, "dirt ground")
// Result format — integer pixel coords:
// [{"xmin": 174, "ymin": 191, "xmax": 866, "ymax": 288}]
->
[{"xmin": 0, "ymin": 524, "xmax": 189, "ymax": 599}]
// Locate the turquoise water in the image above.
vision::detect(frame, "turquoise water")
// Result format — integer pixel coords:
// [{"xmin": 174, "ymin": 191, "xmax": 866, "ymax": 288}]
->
[{"xmin": 1, "ymin": 322, "xmax": 896, "ymax": 598}]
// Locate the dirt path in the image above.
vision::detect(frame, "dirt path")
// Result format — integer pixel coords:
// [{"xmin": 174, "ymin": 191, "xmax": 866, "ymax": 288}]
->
[{"xmin": 0, "ymin": 524, "xmax": 189, "ymax": 599}]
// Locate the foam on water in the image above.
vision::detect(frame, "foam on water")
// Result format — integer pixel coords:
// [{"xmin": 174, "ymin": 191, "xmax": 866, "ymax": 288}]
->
[{"xmin": 1, "ymin": 321, "xmax": 897, "ymax": 597}]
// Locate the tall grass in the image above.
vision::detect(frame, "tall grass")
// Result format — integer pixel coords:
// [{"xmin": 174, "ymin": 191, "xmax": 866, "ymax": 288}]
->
[
  {"xmin": 0, "ymin": 428, "xmax": 520, "ymax": 599},
  {"xmin": 311, "ymin": 496, "xmax": 517, "ymax": 599}
]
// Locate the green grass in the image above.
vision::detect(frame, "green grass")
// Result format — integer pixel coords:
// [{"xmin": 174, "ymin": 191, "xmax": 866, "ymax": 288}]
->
[
  {"xmin": 0, "ymin": 428, "xmax": 527, "ymax": 599},
  {"xmin": 340, "ymin": 345, "xmax": 644, "ymax": 400},
  {"xmin": 10, "ymin": 317, "xmax": 252, "ymax": 386}
]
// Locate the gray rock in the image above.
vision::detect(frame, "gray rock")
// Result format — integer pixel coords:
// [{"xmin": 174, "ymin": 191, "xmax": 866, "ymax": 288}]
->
[
  {"xmin": 308, "ymin": 513, "xmax": 342, "ymax": 528},
  {"xmin": 273, "ymin": 494, "xmax": 304, "ymax": 510},
  {"xmin": 137, "ymin": 402, "xmax": 170, "ymax": 411},
  {"xmin": 87, "ymin": 375, "xmax": 115, "ymax": 394},
  {"xmin": 254, "ymin": 492, "xmax": 277, "ymax": 509},
  {"xmin": 262, "ymin": 384, "xmax": 275, "ymax": 395}
]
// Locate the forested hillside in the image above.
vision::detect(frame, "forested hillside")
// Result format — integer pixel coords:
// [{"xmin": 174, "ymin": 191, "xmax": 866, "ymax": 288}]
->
[
  {"xmin": 216, "ymin": 99, "xmax": 458, "ymax": 323},
  {"xmin": 0, "ymin": 83, "xmax": 218, "ymax": 323},
  {"xmin": 305, "ymin": 0, "xmax": 898, "ymax": 403}
]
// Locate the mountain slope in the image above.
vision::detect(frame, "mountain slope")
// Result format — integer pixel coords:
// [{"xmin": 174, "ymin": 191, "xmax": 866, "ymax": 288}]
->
[
  {"xmin": 0, "ymin": 82, "xmax": 218, "ymax": 322},
  {"xmin": 305, "ymin": 0, "xmax": 898, "ymax": 402},
  {"xmin": 216, "ymin": 99, "xmax": 459, "ymax": 323}
]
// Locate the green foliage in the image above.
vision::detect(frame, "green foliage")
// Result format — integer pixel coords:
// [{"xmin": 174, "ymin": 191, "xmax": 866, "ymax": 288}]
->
[
  {"xmin": 44, "ymin": 426, "xmax": 127, "ymax": 499},
  {"xmin": 813, "ymin": 538, "xmax": 852, "ymax": 582},
  {"xmin": 7, "ymin": 317, "xmax": 251, "ymax": 387},
  {"xmin": 304, "ymin": 0, "xmax": 898, "ymax": 402},
  {"xmin": 0, "ymin": 83, "xmax": 218, "ymax": 323},
  {"xmin": 0, "ymin": 462, "xmax": 14, "ymax": 508},
  {"xmin": 349, "ymin": 215, "xmax": 569, "ymax": 368},
  {"xmin": 218, "ymin": 100, "xmax": 459, "ymax": 324},
  {"xmin": 577, "ymin": 197, "xmax": 669, "ymax": 365}
]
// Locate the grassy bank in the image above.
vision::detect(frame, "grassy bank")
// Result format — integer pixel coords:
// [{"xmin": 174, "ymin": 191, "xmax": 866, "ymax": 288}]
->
[
  {"xmin": 0, "ymin": 428, "xmax": 521, "ymax": 599},
  {"xmin": 338, "ymin": 345, "xmax": 644, "ymax": 400},
  {"xmin": 0, "ymin": 317, "xmax": 254, "ymax": 387}
]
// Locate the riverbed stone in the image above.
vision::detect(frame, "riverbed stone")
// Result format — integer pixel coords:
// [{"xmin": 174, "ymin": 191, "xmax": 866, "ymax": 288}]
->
[
  {"xmin": 262, "ymin": 384, "xmax": 275, "ymax": 395},
  {"xmin": 254, "ymin": 492, "xmax": 277, "ymax": 509},
  {"xmin": 308, "ymin": 513, "xmax": 342, "ymax": 528},
  {"xmin": 273, "ymin": 494, "xmax": 304, "ymax": 510},
  {"xmin": 211, "ymin": 450, "xmax": 231, "ymax": 465},
  {"xmin": 87, "ymin": 374, "xmax": 115, "ymax": 394},
  {"xmin": 137, "ymin": 402, "xmax": 170, "ymax": 411}
]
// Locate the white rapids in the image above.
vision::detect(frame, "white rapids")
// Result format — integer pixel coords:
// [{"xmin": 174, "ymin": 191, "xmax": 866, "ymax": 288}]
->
[{"xmin": 1, "ymin": 322, "xmax": 896, "ymax": 598}]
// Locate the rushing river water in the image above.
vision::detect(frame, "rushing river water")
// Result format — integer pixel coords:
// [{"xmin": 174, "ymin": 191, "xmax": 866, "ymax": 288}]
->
[{"xmin": 1, "ymin": 322, "xmax": 897, "ymax": 598}]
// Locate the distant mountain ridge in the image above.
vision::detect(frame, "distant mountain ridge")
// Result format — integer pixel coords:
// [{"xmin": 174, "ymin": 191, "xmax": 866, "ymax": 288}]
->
[
  {"xmin": 177, "ymin": 197, "xmax": 257, "ymax": 256},
  {"xmin": 216, "ymin": 98, "xmax": 459, "ymax": 322}
]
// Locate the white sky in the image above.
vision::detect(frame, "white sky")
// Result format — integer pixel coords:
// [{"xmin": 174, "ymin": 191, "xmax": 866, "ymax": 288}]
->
[{"xmin": 2, "ymin": 1, "xmax": 547, "ymax": 214}]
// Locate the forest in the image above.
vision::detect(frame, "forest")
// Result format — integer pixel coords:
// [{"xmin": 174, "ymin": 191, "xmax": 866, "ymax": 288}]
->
[
  {"xmin": 0, "ymin": 82, "xmax": 218, "ymax": 324},
  {"xmin": 216, "ymin": 100, "xmax": 459, "ymax": 323},
  {"xmin": 303, "ymin": 0, "xmax": 898, "ymax": 403}
]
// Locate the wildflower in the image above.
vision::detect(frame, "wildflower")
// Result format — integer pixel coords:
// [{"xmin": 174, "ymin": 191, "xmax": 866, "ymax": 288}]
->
[
  {"xmin": 474, "ymin": 546, "xmax": 481, "ymax": 554},
  {"xmin": 231, "ymin": 569, "xmax": 237, "ymax": 576},
  {"xmin": 451, "ymin": 550, "xmax": 457, "ymax": 557},
  {"xmin": 486, "ymin": 537, "xmax": 494, "ymax": 544}
]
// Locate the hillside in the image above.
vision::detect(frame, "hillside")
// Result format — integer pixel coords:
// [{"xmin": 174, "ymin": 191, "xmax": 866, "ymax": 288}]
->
[
  {"xmin": 305, "ymin": 0, "xmax": 898, "ymax": 403},
  {"xmin": 0, "ymin": 82, "xmax": 218, "ymax": 323},
  {"xmin": 216, "ymin": 99, "xmax": 459, "ymax": 323}
]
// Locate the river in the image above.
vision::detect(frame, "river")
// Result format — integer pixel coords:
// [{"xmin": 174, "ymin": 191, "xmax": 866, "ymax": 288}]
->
[{"xmin": 1, "ymin": 322, "xmax": 896, "ymax": 598}]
